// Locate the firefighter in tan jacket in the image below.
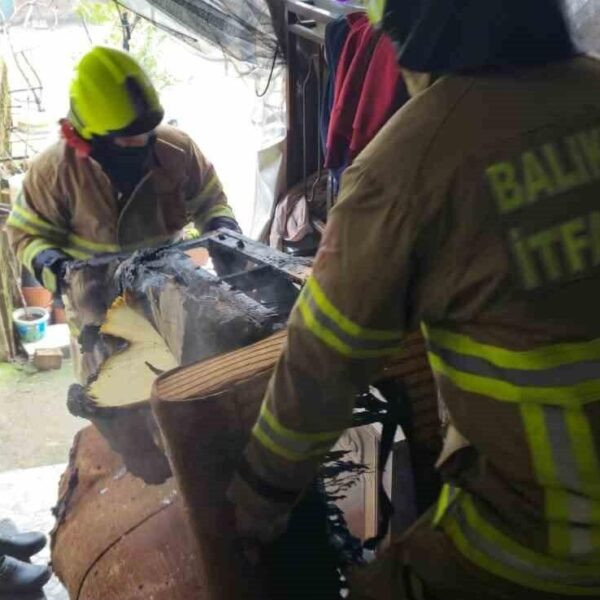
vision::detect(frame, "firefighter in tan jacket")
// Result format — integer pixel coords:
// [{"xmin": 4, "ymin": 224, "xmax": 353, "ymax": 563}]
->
[
  {"xmin": 228, "ymin": 1, "xmax": 600, "ymax": 597},
  {"xmin": 7, "ymin": 46, "xmax": 238, "ymax": 298}
]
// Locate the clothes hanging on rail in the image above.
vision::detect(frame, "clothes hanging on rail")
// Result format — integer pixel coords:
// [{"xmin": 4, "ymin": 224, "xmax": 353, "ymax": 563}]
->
[
  {"xmin": 320, "ymin": 16, "xmax": 351, "ymax": 154},
  {"xmin": 324, "ymin": 13, "xmax": 409, "ymax": 172}
]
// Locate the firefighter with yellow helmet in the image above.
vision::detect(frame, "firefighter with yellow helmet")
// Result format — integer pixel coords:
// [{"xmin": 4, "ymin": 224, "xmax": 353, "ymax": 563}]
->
[
  {"xmin": 228, "ymin": 0, "xmax": 600, "ymax": 597},
  {"xmin": 7, "ymin": 46, "xmax": 239, "ymax": 298}
]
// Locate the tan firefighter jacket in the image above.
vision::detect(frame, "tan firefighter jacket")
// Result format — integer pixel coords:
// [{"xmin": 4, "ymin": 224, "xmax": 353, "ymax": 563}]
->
[
  {"xmin": 229, "ymin": 55, "xmax": 600, "ymax": 596},
  {"xmin": 7, "ymin": 125, "xmax": 234, "ymax": 293}
]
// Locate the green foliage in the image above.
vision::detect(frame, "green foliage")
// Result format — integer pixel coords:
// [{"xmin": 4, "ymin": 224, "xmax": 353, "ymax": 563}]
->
[
  {"xmin": 75, "ymin": 0, "xmax": 114, "ymax": 25},
  {"xmin": 75, "ymin": 0, "xmax": 179, "ymax": 90},
  {"xmin": 127, "ymin": 23, "xmax": 179, "ymax": 90}
]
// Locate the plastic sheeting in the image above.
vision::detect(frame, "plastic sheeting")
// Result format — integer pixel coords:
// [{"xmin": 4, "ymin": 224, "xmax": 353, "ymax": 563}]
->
[
  {"xmin": 117, "ymin": 0, "xmax": 600, "ymax": 79},
  {"xmin": 116, "ymin": 0, "xmax": 281, "ymax": 80},
  {"xmin": 567, "ymin": 0, "xmax": 600, "ymax": 53}
]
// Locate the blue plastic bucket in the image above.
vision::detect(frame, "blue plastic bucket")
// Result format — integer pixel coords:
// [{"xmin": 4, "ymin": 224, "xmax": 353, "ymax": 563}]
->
[{"xmin": 13, "ymin": 307, "xmax": 50, "ymax": 343}]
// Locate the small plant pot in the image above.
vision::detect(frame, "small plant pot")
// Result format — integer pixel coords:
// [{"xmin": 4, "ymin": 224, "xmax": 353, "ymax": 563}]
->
[
  {"xmin": 13, "ymin": 307, "xmax": 50, "ymax": 343},
  {"xmin": 21, "ymin": 286, "xmax": 53, "ymax": 311}
]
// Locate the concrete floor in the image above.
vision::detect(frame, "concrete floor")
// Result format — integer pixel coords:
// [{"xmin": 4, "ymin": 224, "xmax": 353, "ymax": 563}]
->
[
  {"xmin": 0, "ymin": 361, "xmax": 84, "ymax": 471},
  {"xmin": 0, "ymin": 360, "xmax": 84, "ymax": 599},
  {"xmin": 0, "ymin": 465, "xmax": 69, "ymax": 599}
]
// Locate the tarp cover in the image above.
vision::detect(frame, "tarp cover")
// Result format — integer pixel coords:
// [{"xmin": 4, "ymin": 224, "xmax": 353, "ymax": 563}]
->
[
  {"xmin": 117, "ymin": 0, "xmax": 600, "ymax": 75},
  {"xmin": 116, "ymin": 0, "xmax": 283, "ymax": 80}
]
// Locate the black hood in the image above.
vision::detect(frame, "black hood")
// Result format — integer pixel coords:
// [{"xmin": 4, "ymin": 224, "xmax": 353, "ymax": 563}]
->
[{"xmin": 380, "ymin": 0, "xmax": 576, "ymax": 72}]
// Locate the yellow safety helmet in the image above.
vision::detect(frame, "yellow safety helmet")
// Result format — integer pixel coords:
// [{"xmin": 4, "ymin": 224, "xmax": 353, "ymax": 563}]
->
[{"xmin": 68, "ymin": 46, "xmax": 164, "ymax": 140}]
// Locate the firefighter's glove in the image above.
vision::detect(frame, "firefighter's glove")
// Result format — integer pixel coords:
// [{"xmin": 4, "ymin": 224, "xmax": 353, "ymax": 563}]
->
[
  {"xmin": 205, "ymin": 216, "xmax": 242, "ymax": 234},
  {"xmin": 205, "ymin": 217, "xmax": 246, "ymax": 276},
  {"xmin": 32, "ymin": 249, "xmax": 71, "ymax": 298}
]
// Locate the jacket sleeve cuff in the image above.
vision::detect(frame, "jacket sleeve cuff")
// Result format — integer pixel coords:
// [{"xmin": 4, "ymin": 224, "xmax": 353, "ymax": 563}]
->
[
  {"xmin": 227, "ymin": 456, "xmax": 302, "ymax": 520},
  {"xmin": 32, "ymin": 248, "xmax": 69, "ymax": 292}
]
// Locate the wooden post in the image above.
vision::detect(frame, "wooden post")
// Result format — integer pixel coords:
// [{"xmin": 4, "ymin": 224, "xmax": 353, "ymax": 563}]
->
[{"xmin": 0, "ymin": 56, "xmax": 19, "ymax": 362}]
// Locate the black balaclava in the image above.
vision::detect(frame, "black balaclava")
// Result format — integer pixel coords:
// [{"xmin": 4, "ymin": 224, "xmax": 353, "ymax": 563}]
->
[{"xmin": 91, "ymin": 132, "xmax": 156, "ymax": 199}]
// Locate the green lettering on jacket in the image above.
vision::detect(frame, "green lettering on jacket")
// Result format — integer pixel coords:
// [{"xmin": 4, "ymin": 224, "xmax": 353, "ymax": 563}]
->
[
  {"xmin": 487, "ymin": 126, "xmax": 598, "ymax": 215},
  {"xmin": 510, "ymin": 210, "xmax": 600, "ymax": 290}
]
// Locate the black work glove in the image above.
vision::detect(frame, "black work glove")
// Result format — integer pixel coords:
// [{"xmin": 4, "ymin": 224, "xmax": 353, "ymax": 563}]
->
[
  {"xmin": 32, "ymin": 248, "xmax": 71, "ymax": 297},
  {"xmin": 205, "ymin": 216, "xmax": 242, "ymax": 234},
  {"xmin": 205, "ymin": 217, "xmax": 247, "ymax": 277}
]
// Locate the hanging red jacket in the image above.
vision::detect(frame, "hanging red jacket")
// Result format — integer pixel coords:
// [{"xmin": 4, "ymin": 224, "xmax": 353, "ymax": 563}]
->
[{"xmin": 325, "ymin": 13, "xmax": 408, "ymax": 170}]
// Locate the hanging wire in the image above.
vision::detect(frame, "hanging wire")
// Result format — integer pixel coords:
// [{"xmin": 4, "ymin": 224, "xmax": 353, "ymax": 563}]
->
[
  {"xmin": 301, "ymin": 56, "xmax": 316, "ymax": 201},
  {"xmin": 112, "ymin": 0, "xmax": 200, "ymax": 45},
  {"xmin": 255, "ymin": 44, "xmax": 279, "ymax": 98}
]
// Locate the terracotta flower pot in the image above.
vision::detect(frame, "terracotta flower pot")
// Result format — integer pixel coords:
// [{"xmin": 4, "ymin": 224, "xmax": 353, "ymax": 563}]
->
[{"xmin": 21, "ymin": 286, "xmax": 53, "ymax": 311}]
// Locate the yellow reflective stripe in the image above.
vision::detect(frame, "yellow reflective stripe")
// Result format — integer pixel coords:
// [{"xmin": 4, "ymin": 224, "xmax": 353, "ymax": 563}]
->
[
  {"xmin": 67, "ymin": 233, "xmax": 120, "ymax": 254},
  {"xmin": 252, "ymin": 426, "xmax": 300, "ymax": 462},
  {"xmin": 193, "ymin": 201, "xmax": 235, "ymax": 233},
  {"xmin": 10, "ymin": 202, "xmax": 66, "ymax": 237},
  {"xmin": 203, "ymin": 203, "xmax": 235, "ymax": 222},
  {"xmin": 521, "ymin": 404, "xmax": 558, "ymax": 487},
  {"xmin": 252, "ymin": 403, "xmax": 342, "ymax": 462},
  {"xmin": 443, "ymin": 496, "xmax": 600, "ymax": 596},
  {"xmin": 423, "ymin": 324, "xmax": 600, "ymax": 370},
  {"xmin": 433, "ymin": 483, "xmax": 456, "ymax": 526},
  {"xmin": 594, "ymin": 527, "xmax": 600, "ymax": 555},
  {"xmin": 546, "ymin": 489, "xmax": 600, "ymax": 526},
  {"xmin": 308, "ymin": 277, "xmax": 402, "ymax": 341},
  {"xmin": 461, "ymin": 495, "xmax": 600, "ymax": 574},
  {"xmin": 564, "ymin": 408, "xmax": 600, "ymax": 559},
  {"xmin": 521, "ymin": 403, "xmax": 600, "ymax": 559},
  {"xmin": 7, "ymin": 209, "xmax": 64, "ymax": 244},
  {"xmin": 566, "ymin": 409, "xmax": 600, "ymax": 497},
  {"xmin": 296, "ymin": 278, "xmax": 404, "ymax": 359},
  {"xmin": 298, "ymin": 297, "xmax": 356, "ymax": 356},
  {"xmin": 64, "ymin": 247, "xmax": 92, "ymax": 260},
  {"xmin": 260, "ymin": 403, "xmax": 341, "ymax": 443},
  {"xmin": 549, "ymin": 522, "xmax": 573, "ymax": 560},
  {"xmin": 252, "ymin": 422, "xmax": 339, "ymax": 462},
  {"xmin": 297, "ymin": 293, "xmax": 402, "ymax": 359},
  {"xmin": 521, "ymin": 404, "xmax": 572, "ymax": 557},
  {"xmin": 41, "ymin": 267, "xmax": 57, "ymax": 293},
  {"xmin": 6, "ymin": 217, "xmax": 40, "ymax": 238},
  {"xmin": 20, "ymin": 239, "xmax": 56, "ymax": 272},
  {"xmin": 366, "ymin": 0, "xmax": 385, "ymax": 25},
  {"xmin": 200, "ymin": 173, "xmax": 221, "ymax": 198},
  {"xmin": 427, "ymin": 351, "xmax": 600, "ymax": 406},
  {"xmin": 546, "ymin": 490, "xmax": 571, "ymax": 524}
]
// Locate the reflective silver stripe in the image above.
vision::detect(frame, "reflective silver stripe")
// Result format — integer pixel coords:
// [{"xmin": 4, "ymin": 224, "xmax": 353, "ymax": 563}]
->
[
  {"xmin": 546, "ymin": 406, "xmax": 581, "ymax": 491},
  {"xmin": 453, "ymin": 503, "xmax": 600, "ymax": 587},
  {"xmin": 302, "ymin": 287, "xmax": 403, "ymax": 353},
  {"xmin": 568, "ymin": 493, "xmax": 594, "ymax": 524},
  {"xmin": 545, "ymin": 406, "xmax": 595, "ymax": 557},
  {"xmin": 428, "ymin": 341, "xmax": 600, "ymax": 387},
  {"xmin": 571, "ymin": 526, "xmax": 594, "ymax": 557}
]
